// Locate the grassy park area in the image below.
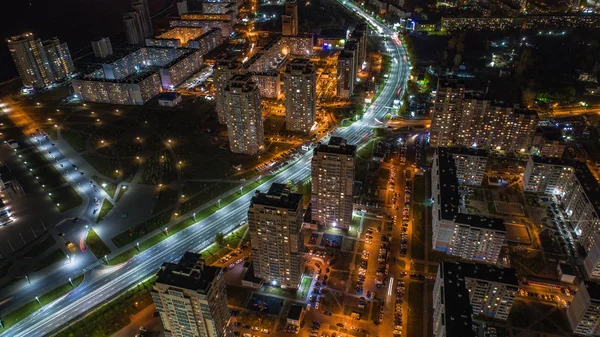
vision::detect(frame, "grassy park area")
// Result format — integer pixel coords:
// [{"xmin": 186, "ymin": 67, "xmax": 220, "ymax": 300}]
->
[
  {"xmin": 96, "ymin": 199, "xmax": 113, "ymax": 223},
  {"xmin": 35, "ymin": 249, "xmax": 66, "ymax": 271},
  {"xmin": 49, "ymin": 185, "xmax": 83, "ymax": 213},
  {"xmin": 86, "ymin": 228, "xmax": 111, "ymax": 259}
]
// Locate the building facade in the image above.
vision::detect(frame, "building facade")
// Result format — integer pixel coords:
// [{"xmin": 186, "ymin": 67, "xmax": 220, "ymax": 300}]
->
[
  {"xmin": 223, "ymin": 73, "xmax": 264, "ymax": 155},
  {"xmin": 430, "ymin": 78, "xmax": 538, "ymax": 153},
  {"xmin": 252, "ymin": 72, "xmax": 281, "ymax": 99},
  {"xmin": 188, "ymin": 28, "xmax": 224, "ymax": 55},
  {"xmin": 444, "ymin": 147, "xmax": 488, "ymax": 186},
  {"xmin": 433, "ymin": 261, "xmax": 518, "ymax": 337},
  {"xmin": 567, "ymin": 281, "xmax": 600, "ymax": 336},
  {"xmin": 350, "ymin": 22, "xmax": 368, "ymax": 68},
  {"xmin": 8, "ymin": 33, "xmax": 74, "ymax": 88},
  {"xmin": 123, "ymin": 11, "xmax": 145, "ymax": 45},
  {"xmin": 73, "ymin": 47, "xmax": 200, "ymax": 105},
  {"xmin": 282, "ymin": 0, "xmax": 298, "ymax": 36},
  {"xmin": 132, "ymin": 0, "xmax": 154, "ymax": 38},
  {"xmin": 432, "ymin": 148, "xmax": 506, "ymax": 264},
  {"xmin": 522, "ymin": 157, "xmax": 600, "ymax": 280},
  {"xmin": 336, "ymin": 50, "xmax": 356, "ymax": 98},
  {"xmin": 284, "ymin": 58, "xmax": 316, "ymax": 132},
  {"xmin": 91, "ymin": 37, "xmax": 113, "ymax": 58},
  {"xmin": 248, "ymin": 184, "xmax": 304, "ymax": 288},
  {"xmin": 41, "ymin": 38, "xmax": 75, "ymax": 82},
  {"xmin": 311, "ymin": 137, "xmax": 356, "ymax": 229},
  {"xmin": 522, "ymin": 156, "xmax": 574, "ymax": 195},
  {"xmin": 152, "ymin": 252, "xmax": 231, "ymax": 337},
  {"xmin": 213, "ymin": 58, "xmax": 242, "ymax": 124}
]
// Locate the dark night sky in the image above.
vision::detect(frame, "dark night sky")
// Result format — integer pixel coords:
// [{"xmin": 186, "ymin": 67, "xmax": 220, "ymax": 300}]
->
[{"xmin": 0, "ymin": 0, "xmax": 167, "ymax": 82}]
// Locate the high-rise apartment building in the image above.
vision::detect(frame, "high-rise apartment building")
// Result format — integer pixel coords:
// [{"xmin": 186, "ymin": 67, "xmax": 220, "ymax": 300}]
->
[
  {"xmin": 567, "ymin": 281, "xmax": 600, "ymax": 336},
  {"xmin": 522, "ymin": 157, "xmax": 600, "ymax": 280},
  {"xmin": 223, "ymin": 73, "xmax": 264, "ymax": 155},
  {"xmin": 42, "ymin": 38, "xmax": 75, "ymax": 81},
  {"xmin": 336, "ymin": 49, "xmax": 356, "ymax": 98},
  {"xmin": 433, "ymin": 261, "xmax": 518, "ymax": 337},
  {"xmin": 152, "ymin": 252, "xmax": 231, "ymax": 337},
  {"xmin": 282, "ymin": 0, "xmax": 298, "ymax": 36},
  {"xmin": 284, "ymin": 58, "xmax": 316, "ymax": 132},
  {"xmin": 248, "ymin": 183, "xmax": 304, "ymax": 288},
  {"xmin": 430, "ymin": 78, "xmax": 538, "ymax": 153},
  {"xmin": 91, "ymin": 37, "xmax": 113, "ymax": 58},
  {"xmin": 132, "ymin": 0, "xmax": 154, "ymax": 38},
  {"xmin": 177, "ymin": 0, "xmax": 189, "ymax": 15},
  {"xmin": 311, "ymin": 137, "xmax": 356, "ymax": 229},
  {"xmin": 8, "ymin": 33, "xmax": 74, "ymax": 88},
  {"xmin": 432, "ymin": 148, "xmax": 506, "ymax": 264},
  {"xmin": 123, "ymin": 11, "xmax": 145, "ymax": 45},
  {"xmin": 214, "ymin": 58, "xmax": 241, "ymax": 124},
  {"xmin": 350, "ymin": 22, "xmax": 368, "ymax": 68}
]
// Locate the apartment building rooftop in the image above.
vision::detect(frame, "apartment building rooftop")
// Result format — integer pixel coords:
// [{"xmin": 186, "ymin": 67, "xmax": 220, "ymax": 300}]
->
[
  {"xmin": 439, "ymin": 262, "xmax": 475, "ymax": 337},
  {"xmin": 437, "ymin": 149, "xmax": 506, "ymax": 232},
  {"xmin": 583, "ymin": 281, "xmax": 600, "ymax": 301},
  {"xmin": 251, "ymin": 183, "xmax": 303, "ymax": 210},
  {"xmin": 530, "ymin": 156, "xmax": 575, "ymax": 167},
  {"xmin": 314, "ymin": 137, "xmax": 356, "ymax": 156},
  {"xmin": 448, "ymin": 261, "xmax": 519, "ymax": 285},
  {"xmin": 286, "ymin": 58, "xmax": 314, "ymax": 73},
  {"xmin": 338, "ymin": 50, "xmax": 355, "ymax": 59},
  {"xmin": 156, "ymin": 252, "xmax": 221, "ymax": 293},
  {"xmin": 442, "ymin": 146, "xmax": 488, "ymax": 158},
  {"xmin": 226, "ymin": 73, "xmax": 257, "ymax": 90},
  {"xmin": 537, "ymin": 126, "xmax": 564, "ymax": 142}
]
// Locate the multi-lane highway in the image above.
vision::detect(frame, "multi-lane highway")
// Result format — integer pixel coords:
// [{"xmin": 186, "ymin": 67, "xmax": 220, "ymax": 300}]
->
[{"xmin": 0, "ymin": 2, "xmax": 409, "ymax": 336}]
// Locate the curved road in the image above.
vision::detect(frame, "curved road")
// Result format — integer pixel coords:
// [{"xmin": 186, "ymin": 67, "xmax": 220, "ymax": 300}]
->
[{"xmin": 0, "ymin": 2, "xmax": 409, "ymax": 336}]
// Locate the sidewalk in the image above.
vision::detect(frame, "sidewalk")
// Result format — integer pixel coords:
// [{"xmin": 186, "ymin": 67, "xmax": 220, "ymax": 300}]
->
[{"xmin": 110, "ymin": 304, "xmax": 163, "ymax": 337}]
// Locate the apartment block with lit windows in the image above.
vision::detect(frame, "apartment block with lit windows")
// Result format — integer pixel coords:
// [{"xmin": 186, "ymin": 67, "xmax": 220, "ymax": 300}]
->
[
  {"xmin": 8, "ymin": 33, "xmax": 75, "ymax": 88},
  {"xmin": 522, "ymin": 156, "xmax": 575, "ymax": 194},
  {"xmin": 152, "ymin": 252, "xmax": 231, "ymax": 337},
  {"xmin": 284, "ymin": 58, "xmax": 316, "ymax": 132},
  {"xmin": 311, "ymin": 137, "xmax": 356, "ymax": 229},
  {"xmin": 213, "ymin": 58, "xmax": 242, "ymax": 124},
  {"xmin": 442, "ymin": 147, "xmax": 488, "ymax": 186},
  {"xmin": 433, "ymin": 261, "xmax": 518, "ymax": 337},
  {"xmin": 567, "ymin": 281, "xmax": 600, "ymax": 336},
  {"xmin": 430, "ymin": 78, "xmax": 538, "ymax": 153},
  {"xmin": 223, "ymin": 73, "xmax": 264, "ymax": 155},
  {"xmin": 522, "ymin": 157, "xmax": 600, "ymax": 280},
  {"xmin": 248, "ymin": 184, "xmax": 304, "ymax": 288},
  {"xmin": 72, "ymin": 47, "xmax": 202, "ymax": 105},
  {"xmin": 432, "ymin": 148, "xmax": 506, "ymax": 264}
]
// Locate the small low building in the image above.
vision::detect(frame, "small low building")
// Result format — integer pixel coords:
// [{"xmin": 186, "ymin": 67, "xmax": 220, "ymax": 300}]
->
[
  {"xmin": 558, "ymin": 263, "xmax": 577, "ymax": 284},
  {"xmin": 287, "ymin": 304, "xmax": 305, "ymax": 326},
  {"xmin": 158, "ymin": 92, "xmax": 182, "ymax": 107}
]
